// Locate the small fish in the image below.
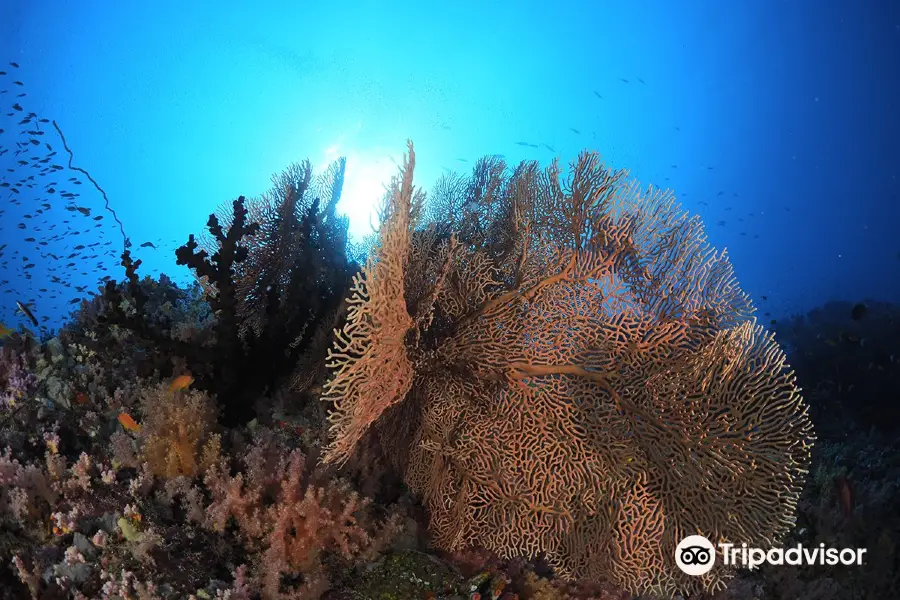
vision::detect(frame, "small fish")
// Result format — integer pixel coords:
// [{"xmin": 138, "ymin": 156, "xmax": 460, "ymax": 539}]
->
[
  {"xmin": 74, "ymin": 391, "xmax": 90, "ymax": 405},
  {"xmin": 15, "ymin": 300, "xmax": 38, "ymax": 327},
  {"xmin": 169, "ymin": 374, "xmax": 194, "ymax": 392},
  {"xmin": 118, "ymin": 412, "xmax": 142, "ymax": 433},
  {"xmin": 140, "ymin": 242, "xmax": 157, "ymax": 249},
  {"xmin": 0, "ymin": 321, "xmax": 13, "ymax": 337},
  {"xmin": 834, "ymin": 475, "xmax": 853, "ymax": 518}
]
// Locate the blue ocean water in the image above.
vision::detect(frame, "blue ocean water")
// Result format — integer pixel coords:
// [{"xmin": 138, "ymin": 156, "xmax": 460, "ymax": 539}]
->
[{"xmin": 1, "ymin": 0, "xmax": 898, "ymax": 333}]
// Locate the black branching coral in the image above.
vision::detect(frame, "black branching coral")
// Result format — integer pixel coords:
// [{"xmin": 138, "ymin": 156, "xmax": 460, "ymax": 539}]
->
[
  {"xmin": 320, "ymin": 142, "xmax": 815, "ymax": 598},
  {"xmin": 175, "ymin": 197, "xmax": 260, "ymax": 348},
  {"xmin": 96, "ymin": 160, "xmax": 355, "ymax": 428},
  {"xmin": 175, "ymin": 160, "xmax": 354, "ymax": 426},
  {"xmin": 186, "ymin": 159, "xmax": 354, "ymax": 422},
  {"xmin": 173, "ymin": 197, "xmax": 261, "ymax": 425}
]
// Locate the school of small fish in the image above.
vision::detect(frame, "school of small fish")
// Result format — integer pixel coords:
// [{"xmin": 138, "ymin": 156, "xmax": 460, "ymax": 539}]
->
[
  {"xmin": 0, "ymin": 63, "xmax": 172, "ymax": 334},
  {"xmin": 3, "ymin": 66, "xmax": 893, "ymax": 336},
  {"xmin": 442, "ymin": 73, "xmax": 799, "ymax": 268}
]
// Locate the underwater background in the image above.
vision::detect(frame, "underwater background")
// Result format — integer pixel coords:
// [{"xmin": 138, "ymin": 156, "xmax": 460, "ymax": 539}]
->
[
  {"xmin": 1, "ymin": 0, "xmax": 899, "ymax": 329},
  {"xmin": 1, "ymin": 1, "xmax": 899, "ymax": 599}
]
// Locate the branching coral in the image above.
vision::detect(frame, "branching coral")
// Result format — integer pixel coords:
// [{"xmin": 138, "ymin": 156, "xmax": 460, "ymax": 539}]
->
[
  {"xmin": 195, "ymin": 161, "xmax": 355, "ymax": 414},
  {"xmin": 176, "ymin": 197, "xmax": 259, "ymax": 349},
  {"xmin": 0, "ymin": 408, "xmax": 403, "ymax": 600},
  {"xmin": 0, "ymin": 342, "xmax": 36, "ymax": 416},
  {"xmin": 90, "ymin": 160, "xmax": 355, "ymax": 428},
  {"xmin": 203, "ymin": 438, "xmax": 404, "ymax": 598},
  {"xmin": 320, "ymin": 143, "xmax": 815, "ymax": 597},
  {"xmin": 88, "ymin": 249, "xmax": 207, "ymax": 388}
]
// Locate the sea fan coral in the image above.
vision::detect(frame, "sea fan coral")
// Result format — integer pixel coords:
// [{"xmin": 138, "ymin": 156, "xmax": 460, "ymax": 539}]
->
[
  {"xmin": 173, "ymin": 161, "xmax": 355, "ymax": 426},
  {"xmin": 321, "ymin": 143, "xmax": 815, "ymax": 597},
  {"xmin": 91, "ymin": 159, "xmax": 356, "ymax": 428}
]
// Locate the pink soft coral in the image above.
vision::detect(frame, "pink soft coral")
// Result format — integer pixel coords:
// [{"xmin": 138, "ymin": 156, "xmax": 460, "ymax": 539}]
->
[{"xmin": 203, "ymin": 440, "xmax": 403, "ymax": 599}]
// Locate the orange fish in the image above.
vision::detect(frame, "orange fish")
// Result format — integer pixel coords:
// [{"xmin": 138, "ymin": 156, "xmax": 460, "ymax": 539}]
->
[
  {"xmin": 834, "ymin": 475, "xmax": 853, "ymax": 518},
  {"xmin": 73, "ymin": 391, "xmax": 89, "ymax": 405},
  {"xmin": 118, "ymin": 412, "xmax": 141, "ymax": 433},
  {"xmin": 168, "ymin": 374, "xmax": 194, "ymax": 392}
]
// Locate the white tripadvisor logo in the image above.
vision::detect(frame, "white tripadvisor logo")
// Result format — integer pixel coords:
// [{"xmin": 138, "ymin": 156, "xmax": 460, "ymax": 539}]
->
[{"xmin": 676, "ymin": 535, "xmax": 716, "ymax": 576}]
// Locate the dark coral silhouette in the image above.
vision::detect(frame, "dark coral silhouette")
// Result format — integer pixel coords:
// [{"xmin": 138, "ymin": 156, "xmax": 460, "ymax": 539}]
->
[{"xmin": 96, "ymin": 160, "xmax": 355, "ymax": 427}]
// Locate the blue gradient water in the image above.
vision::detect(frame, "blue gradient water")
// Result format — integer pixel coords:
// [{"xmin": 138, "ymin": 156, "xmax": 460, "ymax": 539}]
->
[{"xmin": 1, "ymin": 1, "xmax": 898, "ymax": 333}]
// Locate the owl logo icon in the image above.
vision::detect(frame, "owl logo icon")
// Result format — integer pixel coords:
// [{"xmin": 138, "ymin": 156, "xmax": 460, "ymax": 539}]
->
[{"xmin": 675, "ymin": 535, "xmax": 716, "ymax": 576}]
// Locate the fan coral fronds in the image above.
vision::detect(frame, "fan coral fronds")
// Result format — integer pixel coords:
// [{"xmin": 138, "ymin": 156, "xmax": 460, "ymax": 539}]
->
[
  {"xmin": 320, "ymin": 144, "xmax": 815, "ymax": 597},
  {"xmin": 92, "ymin": 158, "xmax": 355, "ymax": 429},
  {"xmin": 322, "ymin": 143, "xmax": 419, "ymax": 465},
  {"xmin": 173, "ymin": 163, "xmax": 354, "ymax": 426}
]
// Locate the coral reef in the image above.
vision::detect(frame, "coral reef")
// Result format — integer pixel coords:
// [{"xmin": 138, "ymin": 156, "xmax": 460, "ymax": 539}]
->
[
  {"xmin": 91, "ymin": 160, "xmax": 355, "ymax": 429},
  {"xmin": 1, "ymin": 139, "xmax": 896, "ymax": 599},
  {"xmin": 772, "ymin": 299, "xmax": 900, "ymax": 440},
  {"xmin": 709, "ymin": 430, "xmax": 900, "ymax": 600},
  {"xmin": 321, "ymin": 144, "xmax": 814, "ymax": 596}
]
